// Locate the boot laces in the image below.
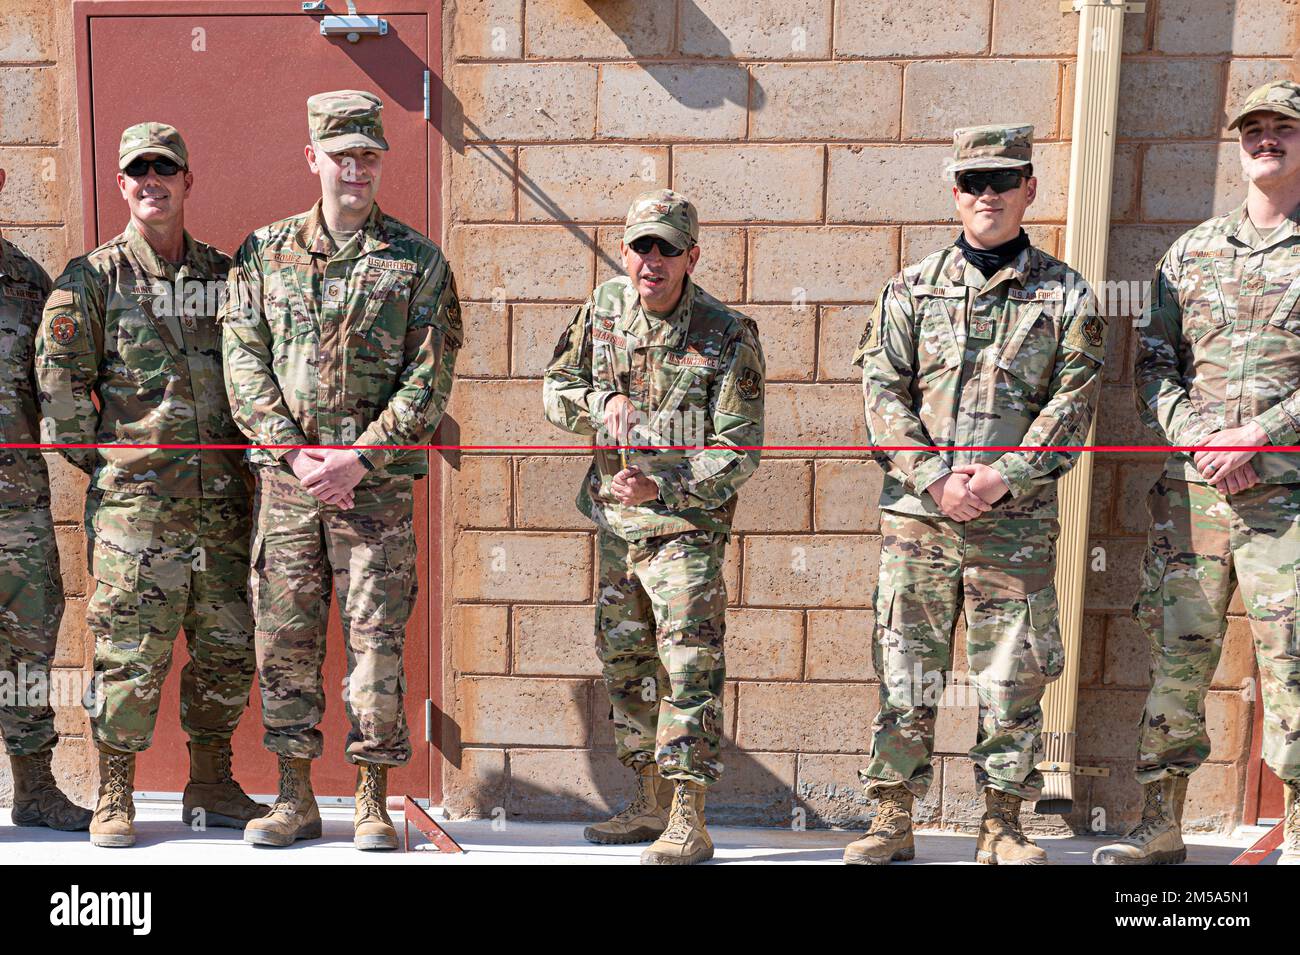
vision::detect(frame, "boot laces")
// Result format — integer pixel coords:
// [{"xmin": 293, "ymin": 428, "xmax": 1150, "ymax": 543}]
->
[
  {"xmin": 1126, "ymin": 783, "xmax": 1172, "ymax": 842},
  {"xmin": 28, "ymin": 754, "xmax": 56, "ymax": 790},
  {"xmin": 662, "ymin": 786, "xmax": 695, "ymax": 842},
  {"xmin": 359, "ymin": 767, "xmax": 385, "ymax": 817},
  {"xmin": 869, "ymin": 797, "xmax": 910, "ymax": 836},
  {"xmin": 103, "ymin": 755, "xmax": 132, "ymax": 817},
  {"xmin": 270, "ymin": 756, "xmax": 299, "ymax": 814},
  {"xmin": 609, "ymin": 771, "xmax": 654, "ymax": 823},
  {"xmin": 989, "ymin": 793, "xmax": 1029, "ymax": 840},
  {"xmin": 213, "ymin": 747, "xmax": 233, "ymax": 782}
]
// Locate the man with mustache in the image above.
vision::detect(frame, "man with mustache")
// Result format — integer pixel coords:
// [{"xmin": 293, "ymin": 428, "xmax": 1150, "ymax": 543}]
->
[
  {"xmin": 223, "ymin": 91, "xmax": 462, "ymax": 851},
  {"xmin": 0, "ymin": 165, "xmax": 92, "ymax": 832},
  {"xmin": 36, "ymin": 123, "xmax": 264, "ymax": 847},
  {"xmin": 850, "ymin": 125, "xmax": 1105, "ymax": 865},
  {"xmin": 544, "ymin": 190, "xmax": 764, "ymax": 865},
  {"xmin": 1096, "ymin": 80, "xmax": 1300, "ymax": 866}
]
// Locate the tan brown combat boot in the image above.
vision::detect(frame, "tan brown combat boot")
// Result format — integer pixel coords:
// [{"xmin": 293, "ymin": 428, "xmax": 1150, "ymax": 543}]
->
[
  {"xmin": 1092, "ymin": 775, "xmax": 1187, "ymax": 866},
  {"xmin": 181, "ymin": 740, "xmax": 269, "ymax": 829},
  {"xmin": 89, "ymin": 747, "xmax": 136, "ymax": 848},
  {"xmin": 1278, "ymin": 780, "xmax": 1298, "ymax": 866},
  {"xmin": 583, "ymin": 762, "xmax": 673, "ymax": 845},
  {"xmin": 353, "ymin": 762, "xmax": 398, "ymax": 851},
  {"xmin": 640, "ymin": 780, "xmax": 713, "ymax": 865},
  {"xmin": 843, "ymin": 785, "xmax": 915, "ymax": 865},
  {"xmin": 975, "ymin": 788, "xmax": 1048, "ymax": 865},
  {"xmin": 10, "ymin": 750, "xmax": 92, "ymax": 831},
  {"xmin": 244, "ymin": 754, "xmax": 321, "ymax": 847}
]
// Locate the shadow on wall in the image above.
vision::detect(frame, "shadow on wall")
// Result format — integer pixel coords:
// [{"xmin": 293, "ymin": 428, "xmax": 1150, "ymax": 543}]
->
[{"xmin": 437, "ymin": 1, "xmax": 765, "ymax": 280}]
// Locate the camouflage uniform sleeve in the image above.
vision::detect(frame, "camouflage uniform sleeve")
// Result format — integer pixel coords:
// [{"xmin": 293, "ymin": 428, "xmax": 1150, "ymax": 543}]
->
[
  {"xmin": 353, "ymin": 253, "xmax": 462, "ymax": 470},
  {"xmin": 853, "ymin": 277, "xmax": 951, "ymax": 496},
  {"xmin": 220, "ymin": 236, "xmax": 309, "ymax": 460},
  {"xmin": 648, "ymin": 321, "xmax": 764, "ymax": 512},
  {"xmin": 990, "ymin": 285, "xmax": 1106, "ymax": 497},
  {"xmin": 1133, "ymin": 250, "xmax": 1215, "ymax": 448},
  {"xmin": 542, "ymin": 300, "xmax": 609, "ymax": 436},
  {"xmin": 34, "ymin": 259, "xmax": 104, "ymax": 475}
]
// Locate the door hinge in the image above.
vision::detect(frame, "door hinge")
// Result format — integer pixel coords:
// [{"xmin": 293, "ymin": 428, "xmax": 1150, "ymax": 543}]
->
[
  {"xmin": 424, "ymin": 698, "xmax": 433, "ymax": 743},
  {"xmin": 423, "ymin": 70, "xmax": 431, "ymax": 121}
]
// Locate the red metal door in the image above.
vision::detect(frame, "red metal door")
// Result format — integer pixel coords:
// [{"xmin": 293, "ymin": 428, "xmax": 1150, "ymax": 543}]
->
[{"xmin": 73, "ymin": 0, "xmax": 443, "ymax": 800}]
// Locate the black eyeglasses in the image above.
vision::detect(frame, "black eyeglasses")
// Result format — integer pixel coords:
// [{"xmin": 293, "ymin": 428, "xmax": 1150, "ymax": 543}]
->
[
  {"xmin": 957, "ymin": 170, "xmax": 1026, "ymax": 196},
  {"xmin": 122, "ymin": 157, "xmax": 185, "ymax": 178},
  {"xmin": 629, "ymin": 236, "xmax": 689, "ymax": 257}
]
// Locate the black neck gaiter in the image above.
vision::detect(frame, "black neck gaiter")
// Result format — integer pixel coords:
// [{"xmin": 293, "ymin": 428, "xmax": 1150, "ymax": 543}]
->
[{"xmin": 956, "ymin": 228, "xmax": 1031, "ymax": 279}]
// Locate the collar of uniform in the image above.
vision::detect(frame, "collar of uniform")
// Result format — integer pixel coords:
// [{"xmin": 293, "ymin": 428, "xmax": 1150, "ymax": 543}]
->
[
  {"xmin": 628, "ymin": 276, "xmax": 694, "ymax": 347},
  {"xmin": 124, "ymin": 219, "xmax": 199, "ymax": 279},
  {"xmin": 1227, "ymin": 199, "xmax": 1300, "ymax": 252},
  {"xmin": 294, "ymin": 200, "xmax": 390, "ymax": 258}
]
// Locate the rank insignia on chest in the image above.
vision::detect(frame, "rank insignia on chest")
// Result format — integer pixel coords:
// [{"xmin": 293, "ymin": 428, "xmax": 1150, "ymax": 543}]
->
[
  {"xmin": 736, "ymin": 367, "xmax": 762, "ymax": 401},
  {"xmin": 324, "ymin": 278, "xmax": 346, "ymax": 303},
  {"xmin": 969, "ymin": 316, "xmax": 995, "ymax": 340}
]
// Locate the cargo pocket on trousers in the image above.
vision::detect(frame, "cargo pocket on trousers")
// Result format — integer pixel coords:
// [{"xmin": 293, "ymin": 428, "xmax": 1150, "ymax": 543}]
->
[
  {"xmin": 380, "ymin": 532, "xmax": 418, "ymax": 629},
  {"xmin": 1132, "ymin": 548, "xmax": 1169, "ymax": 632},
  {"xmin": 88, "ymin": 543, "xmax": 144, "ymax": 655},
  {"xmin": 1024, "ymin": 584, "xmax": 1065, "ymax": 685}
]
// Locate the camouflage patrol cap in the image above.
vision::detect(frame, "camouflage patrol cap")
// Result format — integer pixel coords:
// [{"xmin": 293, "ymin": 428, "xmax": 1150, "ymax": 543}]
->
[
  {"xmin": 307, "ymin": 90, "xmax": 389, "ymax": 152},
  {"xmin": 947, "ymin": 124, "xmax": 1034, "ymax": 177},
  {"xmin": 624, "ymin": 189, "xmax": 699, "ymax": 250},
  {"xmin": 1228, "ymin": 80, "xmax": 1300, "ymax": 131},
  {"xmin": 119, "ymin": 122, "xmax": 188, "ymax": 170}
]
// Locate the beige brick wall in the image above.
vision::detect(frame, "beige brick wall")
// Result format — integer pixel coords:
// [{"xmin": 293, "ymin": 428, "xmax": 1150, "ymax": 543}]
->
[
  {"xmin": 0, "ymin": 0, "xmax": 1295, "ymax": 833},
  {"xmin": 0, "ymin": 0, "xmax": 94, "ymax": 805},
  {"xmin": 437, "ymin": 0, "xmax": 1299, "ymax": 833}
]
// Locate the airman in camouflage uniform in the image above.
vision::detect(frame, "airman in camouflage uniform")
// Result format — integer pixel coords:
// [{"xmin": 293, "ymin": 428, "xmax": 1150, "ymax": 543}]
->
[
  {"xmin": 849, "ymin": 125, "xmax": 1105, "ymax": 865},
  {"xmin": 223, "ymin": 91, "xmax": 461, "ymax": 851},
  {"xmin": 1096, "ymin": 81, "xmax": 1300, "ymax": 867},
  {"xmin": 0, "ymin": 196, "xmax": 92, "ymax": 831},
  {"xmin": 35, "ymin": 124, "xmax": 264, "ymax": 847},
  {"xmin": 544, "ymin": 190, "xmax": 764, "ymax": 865}
]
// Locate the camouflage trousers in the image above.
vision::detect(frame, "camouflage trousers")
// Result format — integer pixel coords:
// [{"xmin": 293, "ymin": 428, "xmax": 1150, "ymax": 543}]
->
[
  {"xmin": 863, "ymin": 509, "xmax": 1064, "ymax": 800},
  {"xmin": 1133, "ymin": 477, "xmax": 1300, "ymax": 784},
  {"xmin": 250, "ymin": 467, "xmax": 415, "ymax": 766},
  {"xmin": 0, "ymin": 506, "xmax": 63, "ymax": 756},
  {"xmin": 596, "ymin": 528, "xmax": 727, "ymax": 786},
  {"xmin": 85, "ymin": 492, "xmax": 256, "ymax": 753}
]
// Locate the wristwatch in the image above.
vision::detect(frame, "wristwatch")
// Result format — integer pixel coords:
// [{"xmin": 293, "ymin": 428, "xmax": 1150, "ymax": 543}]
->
[{"xmin": 354, "ymin": 450, "xmax": 374, "ymax": 471}]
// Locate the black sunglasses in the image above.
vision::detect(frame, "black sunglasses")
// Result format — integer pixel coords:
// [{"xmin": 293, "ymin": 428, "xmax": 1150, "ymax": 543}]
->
[
  {"xmin": 957, "ymin": 170, "xmax": 1026, "ymax": 196},
  {"xmin": 122, "ymin": 157, "xmax": 185, "ymax": 178},
  {"xmin": 629, "ymin": 236, "xmax": 689, "ymax": 258}
]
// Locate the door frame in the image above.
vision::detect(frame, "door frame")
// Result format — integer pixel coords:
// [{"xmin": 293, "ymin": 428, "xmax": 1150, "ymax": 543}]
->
[{"xmin": 70, "ymin": 0, "xmax": 446, "ymax": 802}]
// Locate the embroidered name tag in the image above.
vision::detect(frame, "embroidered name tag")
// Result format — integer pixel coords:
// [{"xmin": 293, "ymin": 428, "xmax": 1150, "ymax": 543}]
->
[
  {"xmin": 666, "ymin": 349, "xmax": 720, "ymax": 369},
  {"xmin": 1186, "ymin": 249, "xmax": 1233, "ymax": 259},
  {"xmin": 268, "ymin": 251, "xmax": 312, "ymax": 266},
  {"xmin": 593, "ymin": 327, "xmax": 626, "ymax": 348},
  {"xmin": 1, "ymin": 285, "xmax": 40, "ymax": 301},
  {"xmin": 365, "ymin": 256, "xmax": 417, "ymax": 274},
  {"xmin": 913, "ymin": 285, "xmax": 965, "ymax": 298},
  {"xmin": 1008, "ymin": 288, "xmax": 1063, "ymax": 302},
  {"xmin": 128, "ymin": 283, "xmax": 157, "ymax": 297}
]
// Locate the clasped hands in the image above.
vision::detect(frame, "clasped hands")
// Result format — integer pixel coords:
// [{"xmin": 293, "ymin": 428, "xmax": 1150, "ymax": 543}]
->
[
  {"xmin": 284, "ymin": 447, "xmax": 368, "ymax": 510},
  {"xmin": 926, "ymin": 464, "xmax": 1010, "ymax": 522},
  {"xmin": 603, "ymin": 394, "xmax": 659, "ymax": 507},
  {"xmin": 1188, "ymin": 421, "xmax": 1269, "ymax": 493}
]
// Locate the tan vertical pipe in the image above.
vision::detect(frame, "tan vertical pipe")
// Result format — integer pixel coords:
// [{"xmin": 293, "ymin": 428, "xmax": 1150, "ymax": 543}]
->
[{"xmin": 1037, "ymin": 0, "xmax": 1133, "ymax": 812}]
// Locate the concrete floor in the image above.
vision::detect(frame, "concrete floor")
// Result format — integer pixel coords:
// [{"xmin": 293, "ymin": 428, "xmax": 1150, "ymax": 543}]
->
[{"xmin": 0, "ymin": 801, "xmax": 1269, "ymax": 864}]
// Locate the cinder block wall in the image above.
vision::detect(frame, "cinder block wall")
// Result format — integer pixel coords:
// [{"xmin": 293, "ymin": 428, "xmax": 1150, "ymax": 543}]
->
[
  {"xmin": 0, "ymin": 0, "xmax": 95, "ymax": 805},
  {"xmin": 437, "ymin": 0, "xmax": 1298, "ymax": 833}
]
